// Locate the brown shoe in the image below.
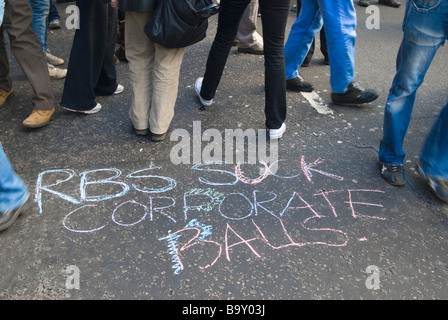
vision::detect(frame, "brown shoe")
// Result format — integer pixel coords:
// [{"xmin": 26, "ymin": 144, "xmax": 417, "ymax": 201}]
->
[
  {"xmin": 150, "ymin": 131, "xmax": 167, "ymax": 142},
  {"xmin": 0, "ymin": 88, "xmax": 14, "ymax": 106},
  {"xmin": 237, "ymin": 42, "xmax": 264, "ymax": 55},
  {"xmin": 359, "ymin": 0, "xmax": 371, "ymax": 6},
  {"xmin": 23, "ymin": 108, "xmax": 55, "ymax": 128},
  {"xmin": 48, "ymin": 64, "xmax": 67, "ymax": 79}
]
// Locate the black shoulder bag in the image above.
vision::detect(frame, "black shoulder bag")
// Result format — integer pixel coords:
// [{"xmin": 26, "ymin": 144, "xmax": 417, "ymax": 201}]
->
[{"xmin": 144, "ymin": 0, "xmax": 221, "ymax": 49}]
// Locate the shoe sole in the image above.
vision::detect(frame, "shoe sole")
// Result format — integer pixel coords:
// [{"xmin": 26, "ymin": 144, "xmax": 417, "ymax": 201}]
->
[
  {"xmin": 237, "ymin": 48, "xmax": 264, "ymax": 55},
  {"xmin": 332, "ymin": 93, "xmax": 379, "ymax": 106},
  {"xmin": 49, "ymin": 74, "xmax": 67, "ymax": 80},
  {"xmin": 23, "ymin": 112, "xmax": 55, "ymax": 128},
  {"xmin": 195, "ymin": 78, "xmax": 213, "ymax": 107},
  {"xmin": 63, "ymin": 104, "xmax": 101, "ymax": 114},
  {"xmin": 135, "ymin": 129, "xmax": 148, "ymax": 136},
  {"xmin": 114, "ymin": 85, "xmax": 124, "ymax": 95},
  {"xmin": 286, "ymin": 84, "xmax": 314, "ymax": 93},
  {"xmin": 0, "ymin": 90, "xmax": 15, "ymax": 106},
  {"xmin": 0, "ymin": 195, "xmax": 31, "ymax": 232},
  {"xmin": 416, "ymin": 161, "xmax": 448, "ymax": 202},
  {"xmin": 47, "ymin": 58, "xmax": 64, "ymax": 66},
  {"xmin": 269, "ymin": 124, "xmax": 286, "ymax": 139},
  {"xmin": 380, "ymin": 163, "xmax": 405, "ymax": 186},
  {"xmin": 151, "ymin": 132, "xmax": 167, "ymax": 142}
]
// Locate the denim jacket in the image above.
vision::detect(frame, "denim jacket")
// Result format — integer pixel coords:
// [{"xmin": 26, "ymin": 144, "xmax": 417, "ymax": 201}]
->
[{"xmin": 119, "ymin": 0, "xmax": 159, "ymax": 12}]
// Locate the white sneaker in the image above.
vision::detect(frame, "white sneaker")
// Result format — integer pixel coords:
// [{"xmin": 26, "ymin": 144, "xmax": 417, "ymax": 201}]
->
[
  {"xmin": 269, "ymin": 123, "xmax": 286, "ymax": 139},
  {"xmin": 48, "ymin": 64, "xmax": 67, "ymax": 79},
  {"xmin": 195, "ymin": 77, "xmax": 213, "ymax": 107},
  {"xmin": 114, "ymin": 84, "xmax": 124, "ymax": 95},
  {"xmin": 63, "ymin": 103, "xmax": 102, "ymax": 114},
  {"xmin": 45, "ymin": 49, "xmax": 64, "ymax": 66}
]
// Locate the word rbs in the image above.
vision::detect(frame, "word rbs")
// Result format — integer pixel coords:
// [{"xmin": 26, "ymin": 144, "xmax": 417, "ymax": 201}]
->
[{"xmin": 35, "ymin": 157, "xmax": 345, "ymax": 214}]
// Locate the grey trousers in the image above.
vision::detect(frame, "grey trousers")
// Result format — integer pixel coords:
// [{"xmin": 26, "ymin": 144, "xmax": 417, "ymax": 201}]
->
[
  {"xmin": 236, "ymin": 0, "xmax": 261, "ymax": 48},
  {"xmin": 125, "ymin": 11, "xmax": 185, "ymax": 134},
  {"xmin": 0, "ymin": 0, "xmax": 54, "ymax": 111}
]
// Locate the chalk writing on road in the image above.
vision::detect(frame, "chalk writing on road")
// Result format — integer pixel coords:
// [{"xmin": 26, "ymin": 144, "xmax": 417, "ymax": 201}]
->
[{"xmin": 35, "ymin": 156, "xmax": 387, "ymax": 274}]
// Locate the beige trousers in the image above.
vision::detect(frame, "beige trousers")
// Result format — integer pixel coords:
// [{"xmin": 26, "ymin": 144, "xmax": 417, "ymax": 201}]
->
[
  {"xmin": 125, "ymin": 11, "xmax": 186, "ymax": 134},
  {"xmin": 236, "ymin": 0, "xmax": 262, "ymax": 48}
]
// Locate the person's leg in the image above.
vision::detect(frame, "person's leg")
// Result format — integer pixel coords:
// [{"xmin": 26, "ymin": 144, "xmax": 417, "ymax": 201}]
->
[
  {"xmin": 126, "ymin": 11, "xmax": 154, "ymax": 132},
  {"xmin": 319, "ymin": 27, "xmax": 328, "ymax": 64},
  {"xmin": 94, "ymin": 5, "xmax": 118, "ymax": 96},
  {"xmin": 0, "ymin": 25, "xmax": 13, "ymax": 95},
  {"xmin": 6, "ymin": 0, "xmax": 54, "ymax": 112},
  {"xmin": 28, "ymin": 0, "xmax": 50, "ymax": 52},
  {"xmin": 0, "ymin": 143, "xmax": 29, "ymax": 214},
  {"xmin": 115, "ymin": 9, "xmax": 127, "ymax": 61},
  {"xmin": 126, "ymin": 11, "xmax": 185, "ymax": 136},
  {"xmin": 379, "ymin": 1, "xmax": 447, "ymax": 168},
  {"xmin": 200, "ymin": 0, "xmax": 251, "ymax": 101},
  {"xmin": 296, "ymin": 0, "xmax": 315, "ymax": 67},
  {"xmin": 150, "ymin": 43, "xmax": 185, "ymax": 136},
  {"xmin": 48, "ymin": 0, "xmax": 61, "ymax": 28},
  {"xmin": 237, "ymin": 0, "xmax": 263, "ymax": 54},
  {"xmin": 284, "ymin": 0, "xmax": 321, "ymax": 81},
  {"xmin": 48, "ymin": 0, "xmax": 60, "ymax": 21},
  {"xmin": 259, "ymin": 0, "xmax": 289, "ymax": 130},
  {"xmin": 318, "ymin": 0, "xmax": 356, "ymax": 93},
  {"xmin": 0, "ymin": 0, "xmax": 4, "ymax": 25},
  {"xmin": 61, "ymin": 0, "xmax": 108, "ymax": 110},
  {"xmin": 420, "ymin": 101, "xmax": 448, "ymax": 180}
]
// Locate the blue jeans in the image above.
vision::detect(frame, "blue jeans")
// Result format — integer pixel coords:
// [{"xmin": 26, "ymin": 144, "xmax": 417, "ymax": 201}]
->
[
  {"xmin": 49, "ymin": 0, "xmax": 60, "ymax": 22},
  {"xmin": 0, "ymin": 143, "xmax": 29, "ymax": 213},
  {"xmin": 0, "ymin": 0, "xmax": 4, "ymax": 26},
  {"xmin": 29, "ymin": 0, "xmax": 50, "ymax": 51},
  {"xmin": 284, "ymin": 0, "xmax": 356, "ymax": 93},
  {"xmin": 379, "ymin": 0, "xmax": 448, "ymax": 179}
]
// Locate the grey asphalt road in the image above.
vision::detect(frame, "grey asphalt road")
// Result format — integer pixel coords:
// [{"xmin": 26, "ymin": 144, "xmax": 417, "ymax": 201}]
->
[{"xmin": 0, "ymin": 1, "xmax": 447, "ymax": 302}]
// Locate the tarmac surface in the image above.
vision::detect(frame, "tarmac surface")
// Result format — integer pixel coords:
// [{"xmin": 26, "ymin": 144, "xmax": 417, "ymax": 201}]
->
[{"xmin": 0, "ymin": 1, "xmax": 447, "ymax": 302}]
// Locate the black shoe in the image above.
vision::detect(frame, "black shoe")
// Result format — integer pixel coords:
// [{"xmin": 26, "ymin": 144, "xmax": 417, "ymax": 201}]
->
[
  {"xmin": 150, "ymin": 131, "xmax": 167, "ymax": 142},
  {"xmin": 237, "ymin": 44, "xmax": 264, "ymax": 55},
  {"xmin": 416, "ymin": 161, "xmax": 448, "ymax": 203},
  {"xmin": 134, "ymin": 128, "xmax": 148, "ymax": 136},
  {"xmin": 331, "ymin": 82, "xmax": 378, "ymax": 105},
  {"xmin": 286, "ymin": 76, "xmax": 314, "ymax": 92},
  {"xmin": 358, "ymin": 0, "xmax": 371, "ymax": 6},
  {"xmin": 0, "ymin": 195, "xmax": 31, "ymax": 232},
  {"xmin": 379, "ymin": 0, "xmax": 401, "ymax": 8},
  {"xmin": 380, "ymin": 163, "xmax": 406, "ymax": 186}
]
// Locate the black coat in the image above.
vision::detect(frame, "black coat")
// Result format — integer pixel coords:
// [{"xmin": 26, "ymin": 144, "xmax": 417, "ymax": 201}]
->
[{"xmin": 119, "ymin": 0, "xmax": 158, "ymax": 12}]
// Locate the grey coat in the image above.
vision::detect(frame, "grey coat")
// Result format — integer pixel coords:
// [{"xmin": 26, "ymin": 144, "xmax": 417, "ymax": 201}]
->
[{"xmin": 119, "ymin": 0, "xmax": 159, "ymax": 12}]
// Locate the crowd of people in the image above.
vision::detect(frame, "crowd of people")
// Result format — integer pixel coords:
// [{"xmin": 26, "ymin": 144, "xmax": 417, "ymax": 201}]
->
[{"xmin": 0, "ymin": 0, "xmax": 447, "ymax": 233}]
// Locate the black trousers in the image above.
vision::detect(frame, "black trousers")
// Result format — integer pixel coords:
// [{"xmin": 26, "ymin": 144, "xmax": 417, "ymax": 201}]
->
[
  {"xmin": 61, "ymin": 0, "xmax": 118, "ymax": 110},
  {"xmin": 201, "ymin": 0, "xmax": 290, "ymax": 130}
]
